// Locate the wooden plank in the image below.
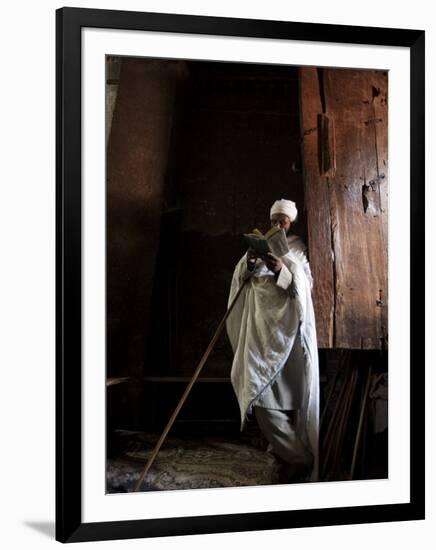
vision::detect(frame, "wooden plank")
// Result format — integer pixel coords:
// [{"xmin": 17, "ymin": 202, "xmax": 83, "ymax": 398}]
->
[
  {"xmin": 323, "ymin": 69, "xmax": 388, "ymax": 349},
  {"xmin": 371, "ymin": 71, "xmax": 389, "ymax": 348},
  {"xmin": 299, "ymin": 67, "xmax": 335, "ymax": 348},
  {"xmin": 299, "ymin": 68, "xmax": 388, "ymax": 349}
]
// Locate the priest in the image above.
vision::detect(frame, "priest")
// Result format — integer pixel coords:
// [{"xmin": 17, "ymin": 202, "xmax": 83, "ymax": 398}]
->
[{"xmin": 226, "ymin": 199, "xmax": 319, "ymax": 482}]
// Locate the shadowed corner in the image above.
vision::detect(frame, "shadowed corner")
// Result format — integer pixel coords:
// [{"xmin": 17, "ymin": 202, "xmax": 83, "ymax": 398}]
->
[{"xmin": 23, "ymin": 521, "xmax": 55, "ymax": 539}]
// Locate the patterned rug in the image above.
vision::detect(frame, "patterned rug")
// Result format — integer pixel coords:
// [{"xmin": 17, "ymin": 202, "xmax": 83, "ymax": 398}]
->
[{"xmin": 107, "ymin": 428, "xmax": 284, "ymax": 493}]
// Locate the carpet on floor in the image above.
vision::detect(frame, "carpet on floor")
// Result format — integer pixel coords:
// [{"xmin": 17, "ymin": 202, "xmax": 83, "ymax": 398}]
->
[{"xmin": 106, "ymin": 427, "xmax": 285, "ymax": 493}]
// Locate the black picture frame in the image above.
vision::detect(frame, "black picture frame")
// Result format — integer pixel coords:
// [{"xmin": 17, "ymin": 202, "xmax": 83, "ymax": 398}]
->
[{"xmin": 56, "ymin": 7, "xmax": 425, "ymax": 543}]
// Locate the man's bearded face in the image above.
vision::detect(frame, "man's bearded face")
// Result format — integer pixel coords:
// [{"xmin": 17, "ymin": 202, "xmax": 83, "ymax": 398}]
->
[{"xmin": 271, "ymin": 213, "xmax": 292, "ymax": 235}]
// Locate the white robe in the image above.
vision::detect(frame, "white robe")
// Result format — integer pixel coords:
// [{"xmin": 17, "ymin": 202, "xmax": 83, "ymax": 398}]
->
[{"xmin": 226, "ymin": 235, "xmax": 320, "ymax": 481}]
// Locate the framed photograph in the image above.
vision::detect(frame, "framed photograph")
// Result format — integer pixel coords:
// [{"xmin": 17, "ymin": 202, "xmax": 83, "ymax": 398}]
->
[{"xmin": 56, "ymin": 7, "xmax": 425, "ymax": 543}]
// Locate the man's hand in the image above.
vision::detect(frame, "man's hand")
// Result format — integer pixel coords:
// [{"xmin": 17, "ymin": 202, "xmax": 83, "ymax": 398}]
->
[
  {"xmin": 247, "ymin": 247, "xmax": 257, "ymax": 262},
  {"xmin": 265, "ymin": 252, "xmax": 283, "ymax": 274},
  {"xmin": 247, "ymin": 247, "xmax": 258, "ymax": 271}
]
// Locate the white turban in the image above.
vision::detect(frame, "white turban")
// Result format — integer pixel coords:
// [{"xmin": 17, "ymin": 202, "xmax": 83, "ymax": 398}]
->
[{"xmin": 270, "ymin": 199, "xmax": 298, "ymax": 223}]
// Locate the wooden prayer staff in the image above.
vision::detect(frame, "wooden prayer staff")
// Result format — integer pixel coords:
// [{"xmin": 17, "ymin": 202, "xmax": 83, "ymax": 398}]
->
[{"xmin": 133, "ymin": 269, "xmax": 253, "ymax": 492}]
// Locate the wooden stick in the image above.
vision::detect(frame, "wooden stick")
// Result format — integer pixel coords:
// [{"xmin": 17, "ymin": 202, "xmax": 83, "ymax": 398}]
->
[
  {"xmin": 321, "ymin": 354, "xmax": 351, "ymax": 458},
  {"xmin": 330, "ymin": 365, "xmax": 358, "ymax": 479},
  {"xmin": 321, "ymin": 358, "xmax": 352, "ymax": 478},
  {"xmin": 323, "ymin": 365, "xmax": 354, "ymax": 480},
  {"xmin": 349, "ymin": 366, "xmax": 372, "ymax": 480},
  {"xmin": 320, "ymin": 349, "xmax": 348, "ymax": 428},
  {"xmin": 133, "ymin": 270, "xmax": 252, "ymax": 492},
  {"xmin": 360, "ymin": 391, "xmax": 369, "ymax": 478}
]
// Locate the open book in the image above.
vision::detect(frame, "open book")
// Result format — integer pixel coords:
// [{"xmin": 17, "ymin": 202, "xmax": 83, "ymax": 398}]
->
[{"xmin": 243, "ymin": 226, "xmax": 289, "ymax": 259}]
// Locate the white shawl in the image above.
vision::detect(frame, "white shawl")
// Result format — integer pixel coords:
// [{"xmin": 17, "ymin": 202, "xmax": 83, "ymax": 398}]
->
[{"xmin": 226, "ymin": 235, "xmax": 320, "ymax": 481}]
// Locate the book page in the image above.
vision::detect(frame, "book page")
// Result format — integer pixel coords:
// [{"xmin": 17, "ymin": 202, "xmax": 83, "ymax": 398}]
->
[{"xmin": 267, "ymin": 229, "xmax": 289, "ymax": 257}]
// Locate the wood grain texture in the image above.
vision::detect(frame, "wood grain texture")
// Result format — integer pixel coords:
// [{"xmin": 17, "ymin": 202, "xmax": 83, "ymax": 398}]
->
[
  {"xmin": 299, "ymin": 68, "xmax": 388, "ymax": 349},
  {"xmin": 299, "ymin": 68, "xmax": 335, "ymax": 348}
]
